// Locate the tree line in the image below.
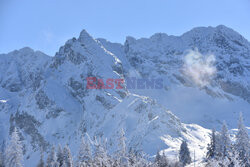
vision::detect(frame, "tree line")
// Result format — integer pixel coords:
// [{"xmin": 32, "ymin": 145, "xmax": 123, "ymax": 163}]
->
[
  {"xmin": 205, "ymin": 113, "xmax": 249, "ymax": 167},
  {"xmin": 0, "ymin": 113, "xmax": 249, "ymax": 167}
]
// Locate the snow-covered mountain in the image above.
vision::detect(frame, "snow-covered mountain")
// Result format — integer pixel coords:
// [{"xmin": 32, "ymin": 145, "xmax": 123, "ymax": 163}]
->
[
  {"xmin": 99, "ymin": 25, "xmax": 250, "ymax": 128},
  {"xmin": 0, "ymin": 25, "xmax": 249, "ymax": 166}
]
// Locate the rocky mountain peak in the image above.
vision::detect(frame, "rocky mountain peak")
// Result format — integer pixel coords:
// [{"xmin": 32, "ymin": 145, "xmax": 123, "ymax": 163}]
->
[{"xmin": 78, "ymin": 29, "xmax": 97, "ymax": 46}]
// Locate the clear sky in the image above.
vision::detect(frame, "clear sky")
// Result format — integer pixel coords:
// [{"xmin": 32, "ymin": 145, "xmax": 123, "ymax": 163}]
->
[{"xmin": 1, "ymin": 0, "xmax": 250, "ymax": 56}]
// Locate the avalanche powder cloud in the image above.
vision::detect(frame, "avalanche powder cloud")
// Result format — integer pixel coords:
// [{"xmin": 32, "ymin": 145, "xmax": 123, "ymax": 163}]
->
[{"xmin": 183, "ymin": 49, "xmax": 216, "ymax": 87}]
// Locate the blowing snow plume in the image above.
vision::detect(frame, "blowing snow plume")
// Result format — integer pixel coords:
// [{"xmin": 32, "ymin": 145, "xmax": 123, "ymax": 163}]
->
[{"xmin": 183, "ymin": 49, "xmax": 216, "ymax": 87}]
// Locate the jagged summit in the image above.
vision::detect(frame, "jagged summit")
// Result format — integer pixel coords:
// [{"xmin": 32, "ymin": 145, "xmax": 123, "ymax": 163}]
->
[
  {"xmin": 78, "ymin": 29, "xmax": 97, "ymax": 45},
  {"xmin": 14, "ymin": 47, "xmax": 34, "ymax": 54},
  {"xmin": 122, "ymin": 25, "xmax": 246, "ymax": 45},
  {"xmin": 182, "ymin": 25, "xmax": 247, "ymax": 39},
  {"xmin": 150, "ymin": 33, "xmax": 169, "ymax": 41},
  {"xmin": 1, "ymin": 47, "xmax": 50, "ymax": 58}
]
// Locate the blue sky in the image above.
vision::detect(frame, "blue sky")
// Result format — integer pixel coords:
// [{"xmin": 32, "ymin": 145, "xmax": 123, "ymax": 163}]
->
[{"xmin": 1, "ymin": 0, "xmax": 250, "ymax": 56}]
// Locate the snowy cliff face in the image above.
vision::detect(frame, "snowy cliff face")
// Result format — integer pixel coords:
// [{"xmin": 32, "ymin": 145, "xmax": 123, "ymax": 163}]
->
[
  {"xmin": 98, "ymin": 25, "xmax": 250, "ymax": 128},
  {"xmin": 122, "ymin": 25, "xmax": 250, "ymax": 98},
  {"xmin": 0, "ymin": 26, "xmax": 249, "ymax": 165},
  {"xmin": 0, "ymin": 30, "xmax": 129, "ymax": 165},
  {"xmin": 0, "ymin": 47, "xmax": 51, "ymax": 92}
]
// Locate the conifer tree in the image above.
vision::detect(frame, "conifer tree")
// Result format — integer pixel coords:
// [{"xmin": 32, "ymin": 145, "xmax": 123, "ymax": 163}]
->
[
  {"xmin": 0, "ymin": 141, "xmax": 5, "ymax": 167},
  {"xmin": 206, "ymin": 129, "xmax": 217, "ymax": 159},
  {"xmin": 5, "ymin": 128, "xmax": 23, "ymax": 167},
  {"xmin": 77, "ymin": 136, "xmax": 92, "ymax": 167},
  {"xmin": 117, "ymin": 129, "xmax": 128, "ymax": 166},
  {"xmin": 46, "ymin": 146, "xmax": 59, "ymax": 167},
  {"xmin": 179, "ymin": 140, "xmax": 191, "ymax": 166},
  {"xmin": 57, "ymin": 145, "xmax": 64, "ymax": 167},
  {"xmin": 235, "ymin": 113, "xmax": 250, "ymax": 166},
  {"xmin": 218, "ymin": 121, "xmax": 231, "ymax": 158},
  {"xmin": 154, "ymin": 151, "xmax": 170, "ymax": 167},
  {"xmin": 37, "ymin": 150, "xmax": 45, "ymax": 167},
  {"xmin": 93, "ymin": 138, "xmax": 109, "ymax": 167},
  {"xmin": 63, "ymin": 145, "xmax": 73, "ymax": 167}
]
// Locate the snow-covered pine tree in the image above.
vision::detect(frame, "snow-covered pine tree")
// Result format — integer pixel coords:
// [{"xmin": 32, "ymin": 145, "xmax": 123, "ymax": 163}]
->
[
  {"xmin": 93, "ymin": 137, "xmax": 110, "ymax": 167},
  {"xmin": 57, "ymin": 145, "xmax": 64, "ymax": 167},
  {"xmin": 37, "ymin": 150, "xmax": 45, "ymax": 167},
  {"xmin": 206, "ymin": 129, "xmax": 217, "ymax": 160},
  {"xmin": 205, "ymin": 158, "xmax": 223, "ymax": 167},
  {"xmin": 0, "ymin": 152, "xmax": 3, "ymax": 167},
  {"xmin": 63, "ymin": 145, "xmax": 73, "ymax": 167},
  {"xmin": 154, "ymin": 151, "xmax": 161, "ymax": 166},
  {"xmin": 127, "ymin": 148, "xmax": 141, "ymax": 167},
  {"xmin": 154, "ymin": 151, "xmax": 170, "ymax": 167},
  {"xmin": 227, "ymin": 150, "xmax": 241, "ymax": 167},
  {"xmin": 206, "ymin": 155, "xmax": 240, "ymax": 167},
  {"xmin": 77, "ymin": 136, "xmax": 92, "ymax": 167},
  {"xmin": 5, "ymin": 127, "xmax": 23, "ymax": 167},
  {"xmin": 179, "ymin": 140, "xmax": 191, "ymax": 166},
  {"xmin": 0, "ymin": 141, "xmax": 4, "ymax": 167},
  {"xmin": 117, "ymin": 128, "xmax": 128, "ymax": 166},
  {"xmin": 61, "ymin": 162, "xmax": 67, "ymax": 167},
  {"xmin": 134, "ymin": 152, "xmax": 151, "ymax": 167},
  {"xmin": 235, "ymin": 112, "xmax": 250, "ymax": 166},
  {"xmin": 218, "ymin": 121, "xmax": 231, "ymax": 158},
  {"xmin": 46, "ymin": 145, "xmax": 59, "ymax": 167}
]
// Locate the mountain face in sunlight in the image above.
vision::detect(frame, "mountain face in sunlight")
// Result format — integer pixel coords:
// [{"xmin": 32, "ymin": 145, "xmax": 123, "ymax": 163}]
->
[{"xmin": 0, "ymin": 25, "xmax": 249, "ymax": 166}]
